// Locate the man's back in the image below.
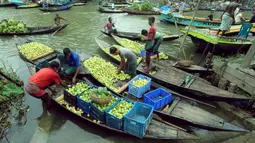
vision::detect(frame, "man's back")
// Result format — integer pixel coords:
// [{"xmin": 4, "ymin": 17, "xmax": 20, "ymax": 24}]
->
[{"xmin": 119, "ymin": 48, "xmax": 137, "ymax": 64}]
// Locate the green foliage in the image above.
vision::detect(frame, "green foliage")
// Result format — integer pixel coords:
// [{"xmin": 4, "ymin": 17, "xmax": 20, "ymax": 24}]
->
[
  {"xmin": 141, "ymin": 2, "xmax": 153, "ymax": 11},
  {"xmin": 131, "ymin": 3, "xmax": 140, "ymax": 10}
]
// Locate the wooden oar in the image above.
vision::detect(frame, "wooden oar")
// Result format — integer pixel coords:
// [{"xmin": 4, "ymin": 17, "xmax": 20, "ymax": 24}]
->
[{"xmin": 52, "ymin": 24, "xmax": 66, "ymax": 36}]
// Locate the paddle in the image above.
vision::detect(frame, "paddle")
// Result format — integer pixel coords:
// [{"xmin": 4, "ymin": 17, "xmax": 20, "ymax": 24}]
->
[{"xmin": 52, "ymin": 24, "xmax": 66, "ymax": 36}]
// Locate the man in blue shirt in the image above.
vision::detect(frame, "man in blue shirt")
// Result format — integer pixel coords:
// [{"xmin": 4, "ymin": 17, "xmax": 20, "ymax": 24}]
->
[{"xmin": 58, "ymin": 48, "xmax": 81, "ymax": 83}]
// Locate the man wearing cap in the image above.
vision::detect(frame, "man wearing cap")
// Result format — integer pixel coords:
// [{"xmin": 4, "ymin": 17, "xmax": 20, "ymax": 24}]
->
[{"xmin": 109, "ymin": 47, "xmax": 137, "ymax": 77}]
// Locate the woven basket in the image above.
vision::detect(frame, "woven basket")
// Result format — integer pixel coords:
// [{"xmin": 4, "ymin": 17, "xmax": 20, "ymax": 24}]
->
[
  {"xmin": 177, "ymin": 60, "xmax": 193, "ymax": 67},
  {"xmin": 90, "ymin": 90, "xmax": 112, "ymax": 105}
]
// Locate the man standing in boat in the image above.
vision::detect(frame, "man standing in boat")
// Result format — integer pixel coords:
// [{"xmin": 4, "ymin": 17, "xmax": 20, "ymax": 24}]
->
[
  {"xmin": 54, "ymin": 13, "xmax": 68, "ymax": 26},
  {"xmin": 215, "ymin": 1, "xmax": 239, "ymax": 36},
  {"xmin": 179, "ymin": 0, "xmax": 185, "ymax": 16},
  {"xmin": 25, "ymin": 61, "xmax": 69, "ymax": 108},
  {"xmin": 141, "ymin": 17, "xmax": 157, "ymax": 73},
  {"xmin": 104, "ymin": 17, "xmax": 117, "ymax": 34},
  {"xmin": 57, "ymin": 48, "xmax": 81, "ymax": 84},
  {"xmin": 109, "ymin": 46, "xmax": 137, "ymax": 78}
]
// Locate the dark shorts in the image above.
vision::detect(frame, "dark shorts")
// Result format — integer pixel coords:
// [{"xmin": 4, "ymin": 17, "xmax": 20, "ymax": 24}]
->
[{"xmin": 146, "ymin": 47, "xmax": 154, "ymax": 53}]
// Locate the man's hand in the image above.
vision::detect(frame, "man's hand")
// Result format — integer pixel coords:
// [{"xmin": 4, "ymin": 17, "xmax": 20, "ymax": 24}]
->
[
  {"xmin": 141, "ymin": 37, "xmax": 145, "ymax": 41},
  {"xmin": 72, "ymin": 77, "xmax": 77, "ymax": 84}
]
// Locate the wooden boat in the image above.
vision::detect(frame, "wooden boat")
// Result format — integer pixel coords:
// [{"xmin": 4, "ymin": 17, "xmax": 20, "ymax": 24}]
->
[
  {"xmin": 73, "ymin": 2, "xmax": 86, "ymax": 6},
  {"xmin": 122, "ymin": 8, "xmax": 160, "ymax": 15},
  {"xmin": 240, "ymin": 7, "xmax": 253, "ymax": 11},
  {"xmin": 16, "ymin": 3, "xmax": 39, "ymax": 9},
  {"xmin": 39, "ymin": 3, "xmax": 73, "ymax": 12},
  {"xmin": 81, "ymin": 53, "xmax": 248, "ymax": 132},
  {"xmin": 110, "ymin": 35, "xmax": 213, "ymax": 74},
  {"xmin": 0, "ymin": 24, "xmax": 68, "ymax": 36},
  {"xmin": 95, "ymin": 38, "xmax": 249, "ymax": 101},
  {"xmin": 24, "ymin": 52, "xmax": 198, "ymax": 140},
  {"xmin": 9, "ymin": 0, "xmax": 25, "ymax": 6},
  {"xmin": 98, "ymin": 6, "xmax": 125, "ymax": 13},
  {"xmin": 181, "ymin": 28, "xmax": 252, "ymax": 55},
  {"xmin": 0, "ymin": 2, "xmax": 15, "ymax": 7},
  {"xmin": 161, "ymin": 13, "xmax": 221, "ymax": 28},
  {"xmin": 100, "ymin": 30, "xmax": 181, "ymax": 41}
]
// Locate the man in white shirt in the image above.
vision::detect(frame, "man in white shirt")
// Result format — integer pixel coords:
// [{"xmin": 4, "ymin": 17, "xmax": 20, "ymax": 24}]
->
[{"xmin": 235, "ymin": 10, "xmax": 245, "ymax": 24}]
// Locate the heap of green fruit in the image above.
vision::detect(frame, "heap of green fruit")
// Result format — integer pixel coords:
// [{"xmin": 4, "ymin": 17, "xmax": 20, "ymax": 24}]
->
[
  {"xmin": 79, "ymin": 88, "xmax": 93, "ymax": 102},
  {"xmin": 161, "ymin": 33, "xmax": 168, "ymax": 38},
  {"xmin": 132, "ymin": 78, "xmax": 148, "ymax": 88},
  {"xmin": 66, "ymin": 82, "xmax": 90, "ymax": 96},
  {"xmin": 18, "ymin": 42, "xmax": 54, "ymax": 60},
  {"xmin": 159, "ymin": 53, "xmax": 169, "ymax": 60},
  {"xmin": 118, "ymin": 38, "xmax": 144, "ymax": 54},
  {"xmin": 83, "ymin": 57, "xmax": 130, "ymax": 91},
  {"xmin": 59, "ymin": 100, "xmax": 83, "ymax": 116},
  {"xmin": 93, "ymin": 96, "xmax": 118, "ymax": 111},
  {"xmin": 109, "ymin": 99, "xmax": 134, "ymax": 119},
  {"xmin": 118, "ymin": 38, "xmax": 169, "ymax": 60},
  {"xmin": 91, "ymin": 87, "xmax": 111, "ymax": 98},
  {"xmin": 0, "ymin": 19, "xmax": 28, "ymax": 33},
  {"xmin": 103, "ymin": 45, "xmax": 142, "ymax": 64}
]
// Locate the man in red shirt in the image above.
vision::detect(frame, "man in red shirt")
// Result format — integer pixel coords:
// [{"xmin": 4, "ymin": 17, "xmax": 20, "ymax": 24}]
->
[
  {"xmin": 142, "ymin": 16, "xmax": 156, "ymax": 73},
  {"xmin": 25, "ymin": 61, "xmax": 68, "ymax": 107}
]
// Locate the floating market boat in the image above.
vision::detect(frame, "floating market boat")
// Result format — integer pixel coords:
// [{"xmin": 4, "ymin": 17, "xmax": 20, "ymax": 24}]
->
[
  {"xmin": 100, "ymin": 30, "xmax": 181, "ymax": 41},
  {"xmin": 102, "ymin": 36, "xmax": 249, "ymax": 101},
  {"xmin": 0, "ymin": 24, "xmax": 68, "ymax": 36},
  {"xmin": 98, "ymin": 6, "xmax": 125, "ymax": 13},
  {"xmin": 81, "ymin": 53, "xmax": 248, "ymax": 132},
  {"xmin": 181, "ymin": 28, "xmax": 253, "ymax": 54},
  {"xmin": 39, "ymin": 3, "xmax": 73, "ymax": 12},
  {"xmin": 9, "ymin": 0, "xmax": 25, "ymax": 6},
  {"xmin": 16, "ymin": 3, "xmax": 39, "ymax": 9},
  {"xmin": 0, "ymin": 2, "xmax": 15, "ymax": 7},
  {"xmin": 24, "ymin": 52, "xmax": 198, "ymax": 140},
  {"xmin": 110, "ymin": 35, "xmax": 212, "ymax": 74},
  {"xmin": 122, "ymin": 8, "xmax": 160, "ymax": 15},
  {"xmin": 161, "ymin": 13, "xmax": 221, "ymax": 28},
  {"xmin": 73, "ymin": 2, "xmax": 86, "ymax": 6}
]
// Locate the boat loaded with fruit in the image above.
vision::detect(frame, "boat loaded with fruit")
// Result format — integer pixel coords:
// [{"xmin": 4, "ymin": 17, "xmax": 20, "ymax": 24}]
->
[
  {"xmin": 21, "ymin": 45, "xmax": 199, "ymax": 140},
  {"xmin": 81, "ymin": 54, "xmax": 248, "ymax": 132},
  {"xmin": 0, "ymin": 19, "xmax": 68, "ymax": 36},
  {"xmin": 97, "ymin": 36, "xmax": 213, "ymax": 74},
  {"xmin": 95, "ymin": 38, "xmax": 249, "ymax": 101},
  {"xmin": 122, "ymin": 2, "xmax": 161, "ymax": 15}
]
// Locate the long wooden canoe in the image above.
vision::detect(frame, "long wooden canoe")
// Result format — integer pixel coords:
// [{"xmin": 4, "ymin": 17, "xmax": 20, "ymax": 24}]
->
[
  {"xmin": 98, "ymin": 37, "xmax": 249, "ymax": 101},
  {"xmin": 16, "ymin": 42, "xmax": 88, "ymax": 78},
  {"xmin": 73, "ymin": 2, "xmax": 86, "ymax": 6},
  {"xmin": 39, "ymin": 3, "xmax": 73, "ymax": 12},
  {"xmin": 0, "ymin": 2, "xmax": 15, "ymax": 7},
  {"xmin": 16, "ymin": 3, "xmax": 39, "ymax": 9},
  {"xmin": 24, "ymin": 53, "xmax": 198, "ymax": 140},
  {"xmin": 81, "ymin": 53, "xmax": 248, "ymax": 132},
  {"xmin": 110, "ymin": 35, "xmax": 213, "ymax": 74},
  {"xmin": 98, "ymin": 6, "xmax": 125, "ymax": 13},
  {"xmin": 0, "ymin": 24, "xmax": 68, "ymax": 36},
  {"xmin": 122, "ymin": 8, "xmax": 160, "ymax": 15},
  {"xmin": 101, "ymin": 30, "xmax": 181, "ymax": 41},
  {"xmin": 181, "ymin": 28, "xmax": 252, "ymax": 55},
  {"xmin": 161, "ymin": 13, "xmax": 221, "ymax": 28}
]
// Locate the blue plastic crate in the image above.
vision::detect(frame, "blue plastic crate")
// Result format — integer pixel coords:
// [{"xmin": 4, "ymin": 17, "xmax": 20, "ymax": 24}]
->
[
  {"xmin": 123, "ymin": 102, "xmax": 153, "ymax": 138},
  {"xmin": 144, "ymin": 88, "xmax": 172, "ymax": 110},
  {"xmin": 90, "ymin": 94, "xmax": 120, "ymax": 123},
  {"xmin": 76, "ymin": 86, "xmax": 97, "ymax": 114},
  {"xmin": 105, "ymin": 98, "xmax": 135, "ymax": 130},
  {"xmin": 128, "ymin": 74, "xmax": 151, "ymax": 98},
  {"xmin": 140, "ymin": 50, "xmax": 156, "ymax": 57}
]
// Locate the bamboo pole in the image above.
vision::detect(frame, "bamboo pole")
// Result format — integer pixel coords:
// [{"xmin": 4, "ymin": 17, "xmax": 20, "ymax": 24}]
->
[{"xmin": 178, "ymin": 0, "xmax": 203, "ymax": 60}]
